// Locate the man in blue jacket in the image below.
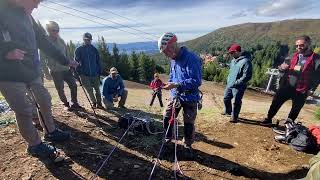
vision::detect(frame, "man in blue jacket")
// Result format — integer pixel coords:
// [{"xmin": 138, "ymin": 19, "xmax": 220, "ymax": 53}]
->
[
  {"xmin": 75, "ymin": 32, "xmax": 103, "ymax": 108},
  {"xmin": 159, "ymin": 32, "xmax": 202, "ymax": 156},
  {"xmin": 101, "ymin": 67, "xmax": 128, "ymax": 109},
  {"xmin": 223, "ymin": 44, "xmax": 252, "ymax": 123}
]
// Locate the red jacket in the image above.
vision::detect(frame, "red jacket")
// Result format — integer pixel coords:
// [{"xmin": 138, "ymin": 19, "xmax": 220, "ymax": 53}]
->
[
  {"xmin": 149, "ymin": 79, "xmax": 163, "ymax": 90},
  {"xmin": 288, "ymin": 52, "xmax": 320, "ymax": 93}
]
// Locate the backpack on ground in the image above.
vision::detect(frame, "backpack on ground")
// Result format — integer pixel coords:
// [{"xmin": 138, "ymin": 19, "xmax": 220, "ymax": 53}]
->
[
  {"xmin": 274, "ymin": 118, "xmax": 317, "ymax": 152},
  {"xmin": 118, "ymin": 113, "xmax": 162, "ymax": 135}
]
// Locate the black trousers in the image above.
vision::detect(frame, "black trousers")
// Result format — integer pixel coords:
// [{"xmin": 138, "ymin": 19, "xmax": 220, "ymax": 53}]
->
[
  {"xmin": 267, "ymin": 85, "xmax": 307, "ymax": 121},
  {"xmin": 150, "ymin": 91, "xmax": 163, "ymax": 107}
]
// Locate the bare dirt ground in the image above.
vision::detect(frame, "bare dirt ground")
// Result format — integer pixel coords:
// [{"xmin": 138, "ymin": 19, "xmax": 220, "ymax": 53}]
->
[{"xmin": 0, "ymin": 77, "xmax": 319, "ymax": 180}]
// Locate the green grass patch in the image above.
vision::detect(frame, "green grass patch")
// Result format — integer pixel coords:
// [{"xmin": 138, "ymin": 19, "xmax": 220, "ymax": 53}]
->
[
  {"xmin": 315, "ymin": 108, "xmax": 320, "ymax": 120},
  {"xmin": 198, "ymin": 107, "xmax": 219, "ymax": 120}
]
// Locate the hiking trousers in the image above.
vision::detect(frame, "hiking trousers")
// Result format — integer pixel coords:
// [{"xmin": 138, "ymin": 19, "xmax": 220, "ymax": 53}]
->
[
  {"xmin": 267, "ymin": 85, "xmax": 307, "ymax": 121},
  {"xmin": 80, "ymin": 75, "xmax": 102, "ymax": 105},
  {"xmin": 163, "ymin": 100, "xmax": 197, "ymax": 146},
  {"xmin": 51, "ymin": 70, "xmax": 78, "ymax": 105},
  {"xmin": 223, "ymin": 87, "xmax": 246, "ymax": 120},
  {"xmin": 150, "ymin": 90, "xmax": 163, "ymax": 107},
  {"xmin": 0, "ymin": 77, "xmax": 56, "ymax": 146},
  {"xmin": 103, "ymin": 89, "xmax": 128, "ymax": 109}
]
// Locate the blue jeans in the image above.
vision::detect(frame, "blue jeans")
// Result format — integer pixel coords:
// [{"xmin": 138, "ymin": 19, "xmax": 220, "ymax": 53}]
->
[{"xmin": 223, "ymin": 87, "xmax": 246, "ymax": 120}]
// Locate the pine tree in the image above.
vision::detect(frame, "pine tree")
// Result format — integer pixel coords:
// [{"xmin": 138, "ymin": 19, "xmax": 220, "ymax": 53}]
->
[
  {"xmin": 97, "ymin": 36, "xmax": 112, "ymax": 74},
  {"xmin": 112, "ymin": 43, "xmax": 120, "ymax": 68},
  {"xmin": 139, "ymin": 52, "xmax": 156, "ymax": 82},
  {"xmin": 117, "ymin": 53, "xmax": 131, "ymax": 80},
  {"xmin": 130, "ymin": 51, "xmax": 140, "ymax": 82}
]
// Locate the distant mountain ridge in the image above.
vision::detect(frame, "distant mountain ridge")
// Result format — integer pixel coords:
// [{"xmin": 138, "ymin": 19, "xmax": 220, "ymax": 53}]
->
[
  {"xmin": 90, "ymin": 41, "xmax": 158, "ymax": 54},
  {"xmin": 183, "ymin": 19, "xmax": 320, "ymax": 52}
]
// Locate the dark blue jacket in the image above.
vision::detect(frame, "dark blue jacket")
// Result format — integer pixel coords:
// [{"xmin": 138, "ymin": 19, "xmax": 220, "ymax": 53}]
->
[
  {"xmin": 227, "ymin": 52, "xmax": 252, "ymax": 89},
  {"xmin": 75, "ymin": 44, "xmax": 101, "ymax": 77},
  {"xmin": 169, "ymin": 47, "xmax": 202, "ymax": 102},
  {"xmin": 101, "ymin": 74, "xmax": 125, "ymax": 102}
]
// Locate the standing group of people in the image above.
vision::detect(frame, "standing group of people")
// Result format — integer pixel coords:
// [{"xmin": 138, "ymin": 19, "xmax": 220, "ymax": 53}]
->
[
  {"xmin": 1, "ymin": 1, "xmax": 319, "ymax": 178},
  {"xmin": 0, "ymin": 0, "xmax": 128, "ymax": 162},
  {"xmin": 44, "ymin": 22, "xmax": 128, "ymax": 111}
]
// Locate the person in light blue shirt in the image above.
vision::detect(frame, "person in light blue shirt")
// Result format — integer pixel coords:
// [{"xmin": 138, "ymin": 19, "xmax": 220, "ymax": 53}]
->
[
  {"xmin": 223, "ymin": 43, "xmax": 252, "ymax": 123},
  {"xmin": 101, "ymin": 67, "xmax": 128, "ymax": 109}
]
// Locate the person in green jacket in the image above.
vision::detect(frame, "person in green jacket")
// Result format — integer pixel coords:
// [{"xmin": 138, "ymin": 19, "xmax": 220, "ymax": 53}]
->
[
  {"xmin": 223, "ymin": 44, "xmax": 252, "ymax": 123},
  {"xmin": 43, "ymin": 21, "xmax": 83, "ymax": 110},
  {"xmin": 306, "ymin": 151, "xmax": 320, "ymax": 180}
]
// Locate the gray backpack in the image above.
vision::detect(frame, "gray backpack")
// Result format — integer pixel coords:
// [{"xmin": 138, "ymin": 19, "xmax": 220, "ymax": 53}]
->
[{"xmin": 285, "ymin": 119, "xmax": 317, "ymax": 152}]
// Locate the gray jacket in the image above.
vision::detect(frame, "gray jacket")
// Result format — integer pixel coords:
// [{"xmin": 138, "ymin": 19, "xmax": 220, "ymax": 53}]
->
[{"xmin": 0, "ymin": 1, "xmax": 69, "ymax": 82}]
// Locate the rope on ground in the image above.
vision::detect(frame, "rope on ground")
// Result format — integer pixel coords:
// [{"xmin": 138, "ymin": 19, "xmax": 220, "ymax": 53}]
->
[{"xmin": 89, "ymin": 112, "xmax": 142, "ymax": 180}]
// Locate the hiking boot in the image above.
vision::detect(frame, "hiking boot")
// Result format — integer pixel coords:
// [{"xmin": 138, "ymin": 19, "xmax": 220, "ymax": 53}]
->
[
  {"xmin": 229, "ymin": 118, "xmax": 238, "ymax": 123},
  {"xmin": 27, "ymin": 142, "xmax": 64, "ymax": 163},
  {"xmin": 44, "ymin": 129, "xmax": 70, "ymax": 142},
  {"xmin": 63, "ymin": 102, "xmax": 69, "ymax": 107},
  {"xmin": 69, "ymin": 103, "xmax": 84, "ymax": 111},
  {"xmin": 63, "ymin": 102, "xmax": 70, "ymax": 110},
  {"xmin": 221, "ymin": 112, "xmax": 232, "ymax": 117},
  {"xmin": 261, "ymin": 118, "xmax": 273, "ymax": 126},
  {"xmin": 184, "ymin": 144, "xmax": 194, "ymax": 159}
]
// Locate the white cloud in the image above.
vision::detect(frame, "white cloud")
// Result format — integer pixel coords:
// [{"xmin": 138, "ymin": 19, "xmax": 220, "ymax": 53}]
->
[
  {"xmin": 256, "ymin": 0, "xmax": 314, "ymax": 16},
  {"xmin": 31, "ymin": 0, "xmax": 320, "ymax": 44}
]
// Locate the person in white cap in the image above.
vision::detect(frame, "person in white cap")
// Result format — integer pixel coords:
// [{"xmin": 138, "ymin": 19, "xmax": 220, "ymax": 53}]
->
[{"xmin": 101, "ymin": 67, "xmax": 128, "ymax": 109}]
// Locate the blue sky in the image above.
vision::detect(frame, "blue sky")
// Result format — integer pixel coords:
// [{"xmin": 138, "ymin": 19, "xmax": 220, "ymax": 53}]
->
[{"xmin": 32, "ymin": 0, "xmax": 320, "ymax": 44}]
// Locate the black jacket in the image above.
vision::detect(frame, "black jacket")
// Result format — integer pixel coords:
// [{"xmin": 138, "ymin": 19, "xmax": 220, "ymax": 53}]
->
[{"xmin": 0, "ymin": 1, "xmax": 69, "ymax": 82}]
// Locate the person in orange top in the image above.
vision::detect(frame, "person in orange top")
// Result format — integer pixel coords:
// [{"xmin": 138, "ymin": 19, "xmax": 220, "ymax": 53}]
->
[{"xmin": 149, "ymin": 73, "xmax": 164, "ymax": 107}]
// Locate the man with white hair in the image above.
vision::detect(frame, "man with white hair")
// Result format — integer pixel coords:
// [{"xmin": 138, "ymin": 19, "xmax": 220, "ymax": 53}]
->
[
  {"xmin": 158, "ymin": 32, "xmax": 202, "ymax": 157},
  {"xmin": 43, "ymin": 21, "xmax": 83, "ymax": 110}
]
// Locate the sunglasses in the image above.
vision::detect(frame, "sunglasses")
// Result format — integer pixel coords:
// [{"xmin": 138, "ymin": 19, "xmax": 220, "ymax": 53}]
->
[
  {"xmin": 296, "ymin": 44, "xmax": 305, "ymax": 48},
  {"xmin": 49, "ymin": 29, "xmax": 59, "ymax": 33}
]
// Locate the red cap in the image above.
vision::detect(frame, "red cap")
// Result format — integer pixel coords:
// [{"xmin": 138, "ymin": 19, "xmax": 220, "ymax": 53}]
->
[{"xmin": 228, "ymin": 43, "xmax": 241, "ymax": 53}]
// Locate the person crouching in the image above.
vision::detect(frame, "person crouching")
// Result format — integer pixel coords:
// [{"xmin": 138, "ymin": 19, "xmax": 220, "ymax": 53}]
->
[{"xmin": 101, "ymin": 67, "xmax": 128, "ymax": 110}]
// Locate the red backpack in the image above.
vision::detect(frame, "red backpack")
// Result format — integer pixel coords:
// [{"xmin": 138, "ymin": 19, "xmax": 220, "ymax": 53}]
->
[{"xmin": 309, "ymin": 125, "xmax": 320, "ymax": 147}]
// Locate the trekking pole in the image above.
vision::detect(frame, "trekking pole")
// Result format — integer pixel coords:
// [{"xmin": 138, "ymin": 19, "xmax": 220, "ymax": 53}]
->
[
  {"xmin": 72, "ymin": 69, "xmax": 98, "ymax": 118},
  {"xmin": 27, "ymin": 88, "xmax": 50, "ymax": 134}
]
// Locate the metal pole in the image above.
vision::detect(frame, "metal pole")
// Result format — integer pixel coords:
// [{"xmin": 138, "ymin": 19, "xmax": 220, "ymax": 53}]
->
[{"xmin": 266, "ymin": 74, "xmax": 274, "ymax": 93}]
